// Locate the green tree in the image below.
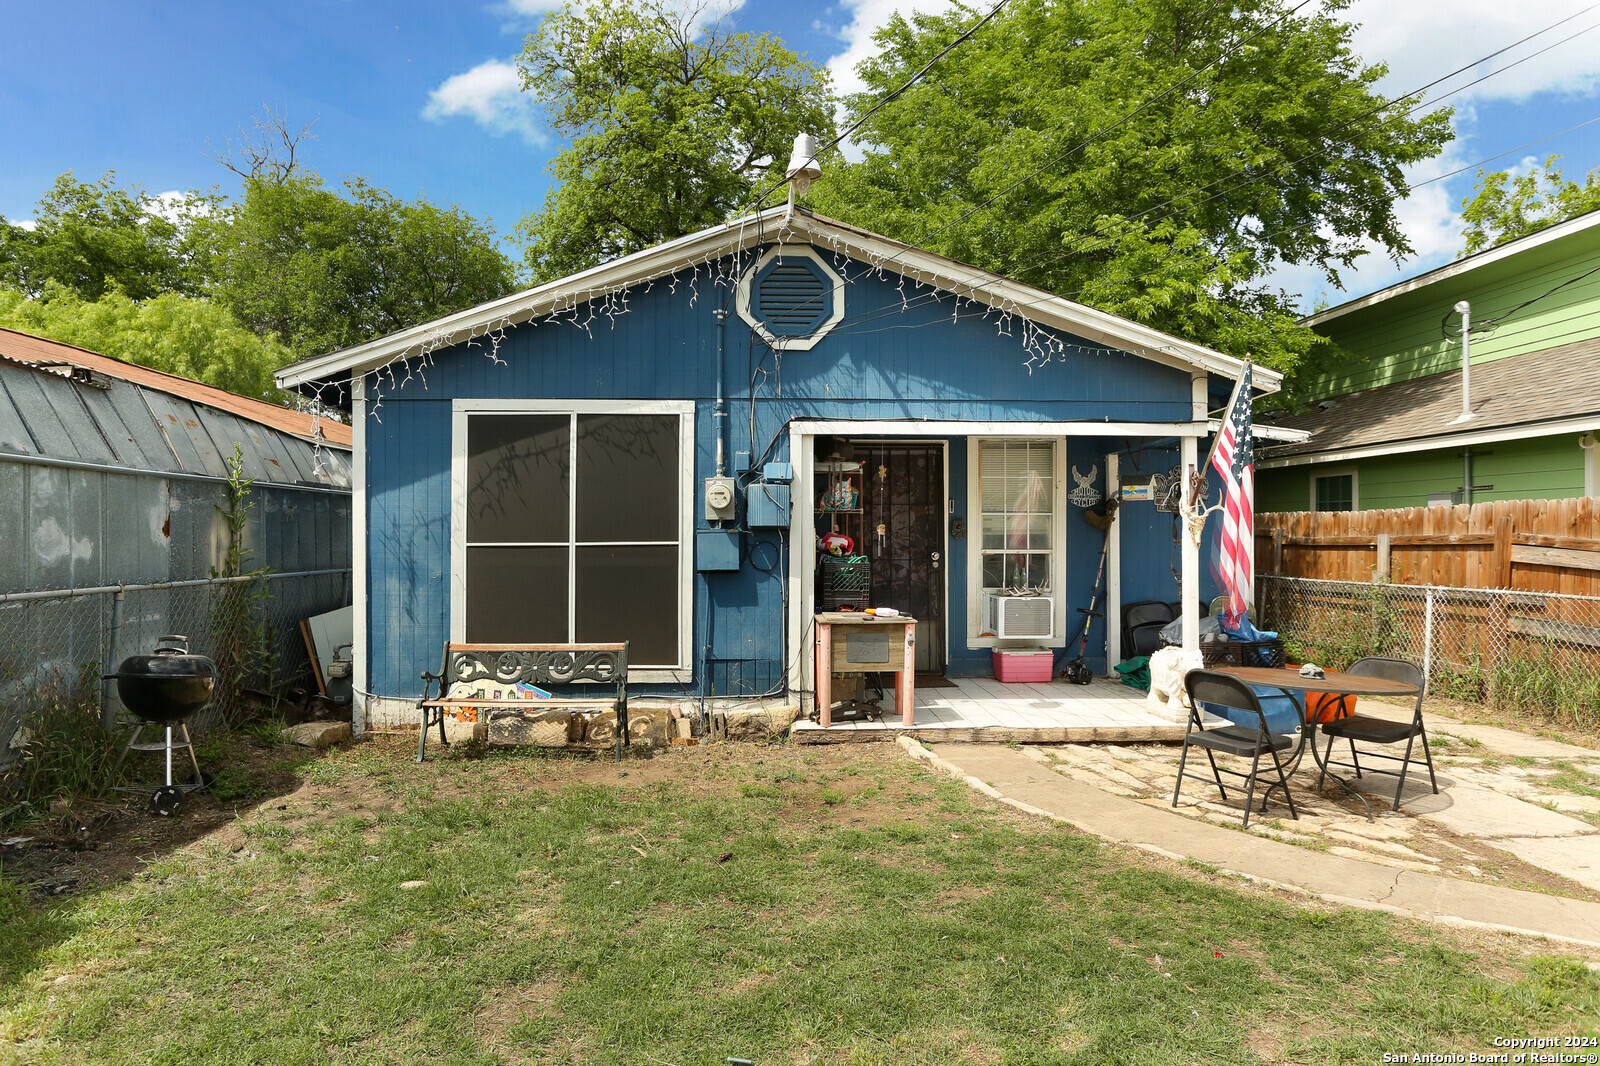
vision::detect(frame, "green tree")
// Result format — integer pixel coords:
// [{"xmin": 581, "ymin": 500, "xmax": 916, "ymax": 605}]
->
[
  {"xmin": 809, "ymin": 0, "xmax": 1452, "ymax": 385},
  {"xmin": 514, "ymin": 0, "xmax": 835, "ymax": 281},
  {"xmin": 1459, "ymin": 155, "xmax": 1600, "ymax": 256},
  {"xmin": 0, "ymin": 284, "xmax": 290, "ymax": 401},
  {"xmin": 0, "ymin": 172, "xmax": 216, "ymax": 301},
  {"xmin": 200, "ymin": 174, "xmax": 518, "ymax": 360}
]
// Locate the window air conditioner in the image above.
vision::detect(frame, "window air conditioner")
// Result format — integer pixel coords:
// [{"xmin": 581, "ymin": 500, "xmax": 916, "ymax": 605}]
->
[{"xmin": 983, "ymin": 593, "xmax": 1055, "ymax": 640}]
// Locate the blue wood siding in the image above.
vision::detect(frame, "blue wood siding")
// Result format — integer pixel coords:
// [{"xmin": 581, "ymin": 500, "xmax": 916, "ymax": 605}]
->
[
  {"xmin": 368, "ymin": 400, "xmax": 451, "ymax": 689},
  {"xmin": 363, "ymin": 253, "xmax": 1213, "ymax": 697}
]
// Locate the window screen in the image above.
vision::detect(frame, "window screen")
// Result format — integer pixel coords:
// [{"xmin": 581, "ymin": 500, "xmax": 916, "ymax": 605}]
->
[
  {"xmin": 464, "ymin": 411, "xmax": 683, "ymax": 666},
  {"xmin": 1314, "ymin": 473, "xmax": 1354, "ymax": 512},
  {"xmin": 979, "ymin": 440, "xmax": 1054, "ymax": 591}
]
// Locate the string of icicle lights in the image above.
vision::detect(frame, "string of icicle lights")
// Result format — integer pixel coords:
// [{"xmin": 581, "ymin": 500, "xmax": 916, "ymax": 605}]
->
[{"xmin": 314, "ymin": 213, "xmax": 1200, "ymax": 423}]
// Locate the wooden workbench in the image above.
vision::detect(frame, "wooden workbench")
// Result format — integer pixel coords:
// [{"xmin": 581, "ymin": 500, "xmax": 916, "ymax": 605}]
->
[{"xmin": 814, "ymin": 612, "xmax": 917, "ymax": 727}]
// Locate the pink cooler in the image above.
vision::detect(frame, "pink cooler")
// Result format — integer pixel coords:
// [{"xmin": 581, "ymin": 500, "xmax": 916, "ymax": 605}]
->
[{"xmin": 993, "ymin": 648, "xmax": 1054, "ymax": 683}]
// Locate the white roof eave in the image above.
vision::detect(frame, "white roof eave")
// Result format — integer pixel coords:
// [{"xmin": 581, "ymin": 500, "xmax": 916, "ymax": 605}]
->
[
  {"xmin": 1302, "ymin": 207, "xmax": 1600, "ymax": 327},
  {"xmin": 275, "ymin": 206, "xmax": 1281, "ymax": 395}
]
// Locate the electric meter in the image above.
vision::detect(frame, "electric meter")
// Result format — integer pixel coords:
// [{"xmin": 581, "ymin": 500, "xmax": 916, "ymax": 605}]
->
[{"xmin": 704, "ymin": 477, "xmax": 737, "ymax": 521}]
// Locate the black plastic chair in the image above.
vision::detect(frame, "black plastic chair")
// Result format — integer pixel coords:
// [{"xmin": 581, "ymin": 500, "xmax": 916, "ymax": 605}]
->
[
  {"xmin": 1317, "ymin": 657, "xmax": 1437, "ymax": 811},
  {"xmin": 1122, "ymin": 600, "xmax": 1174, "ymax": 659},
  {"xmin": 1172, "ymin": 669, "xmax": 1300, "ymax": 827},
  {"xmin": 1127, "ymin": 624, "xmax": 1166, "ymax": 657}
]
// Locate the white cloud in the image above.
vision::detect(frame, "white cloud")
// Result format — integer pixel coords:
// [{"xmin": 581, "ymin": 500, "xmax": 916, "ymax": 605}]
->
[
  {"xmin": 145, "ymin": 190, "xmax": 209, "ymax": 224},
  {"xmin": 428, "ymin": 0, "xmax": 751, "ymax": 147},
  {"xmin": 1344, "ymin": 0, "xmax": 1600, "ymax": 105},
  {"xmin": 1261, "ymin": 2, "xmax": 1600, "ymax": 309},
  {"xmin": 422, "ymin": 59, "xmax": 548, "ymax": 147},
  {"xmin": 13, "ymin": 218, "xmax": 36, "ymax": 232},
  {"xmin": 823, "ymin": 0, "xmax": 955, "ymax": 99}
]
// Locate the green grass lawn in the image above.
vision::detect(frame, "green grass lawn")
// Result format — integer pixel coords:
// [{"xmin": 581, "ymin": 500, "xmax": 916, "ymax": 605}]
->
[{"xmin": 2, "ymin": 737, "xmax": 1598, "ymax": 1065}]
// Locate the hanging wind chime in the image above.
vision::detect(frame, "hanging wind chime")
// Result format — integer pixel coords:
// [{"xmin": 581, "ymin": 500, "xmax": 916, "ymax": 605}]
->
[{"xmin": 875, "ymin": 463, "xmax": 888, "ymax": 555}]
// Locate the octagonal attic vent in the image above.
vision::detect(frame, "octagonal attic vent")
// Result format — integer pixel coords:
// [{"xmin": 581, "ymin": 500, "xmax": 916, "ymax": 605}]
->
[{"xmin": 736, "ymin": 246, "xmax": 844, "ymax": 351}]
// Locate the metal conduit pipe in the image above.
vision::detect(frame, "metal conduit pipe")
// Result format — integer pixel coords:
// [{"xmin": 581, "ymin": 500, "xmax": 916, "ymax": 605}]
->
[
  {"xmin": 0, "ymin": 450, "xmax": 350, "ymax": 494},
  {"xmin": 714, "ymin": 308, "xmax": 729, "ymax": 477},
  {"xmin": 0, "ymin": 568, "xmax": 352, "ymax": 604}
]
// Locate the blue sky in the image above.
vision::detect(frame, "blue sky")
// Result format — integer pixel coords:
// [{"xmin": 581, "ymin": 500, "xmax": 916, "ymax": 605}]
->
[{"xmin": 3, "ymin": 0, "xmax": 1599, "ymax": 312}]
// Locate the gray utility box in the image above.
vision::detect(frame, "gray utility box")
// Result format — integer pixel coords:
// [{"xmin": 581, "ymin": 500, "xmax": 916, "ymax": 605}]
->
[
  {"xmin": 696, "ymin": 530, "xmax": 741, "ymax": 571},
  {"xmin": 747, "ymin": 482, "xmax": 790, "ymax": 528}
]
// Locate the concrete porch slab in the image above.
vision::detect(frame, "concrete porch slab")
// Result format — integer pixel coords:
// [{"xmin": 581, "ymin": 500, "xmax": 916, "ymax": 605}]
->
[{"xmin": 790, "ymin": 676, "xmax": 1193, "ymax": 744}]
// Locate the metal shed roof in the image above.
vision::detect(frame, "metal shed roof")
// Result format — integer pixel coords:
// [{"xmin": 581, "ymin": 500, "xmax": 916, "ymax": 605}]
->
[{"xmin": 0, "ymin": 330, "xmax": 351, "ymax": 489}]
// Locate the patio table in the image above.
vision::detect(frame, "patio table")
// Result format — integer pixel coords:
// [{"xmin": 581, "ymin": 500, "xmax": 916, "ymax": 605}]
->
[{"xmin": 1211, "ymin": 665, "xmax": 1421, "ymax": 818}]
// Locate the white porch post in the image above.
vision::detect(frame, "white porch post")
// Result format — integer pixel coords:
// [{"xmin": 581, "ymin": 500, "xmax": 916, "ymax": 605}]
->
[
  {"xmin": 1104, "ymin": 449, "xmax": 1120, "ymax": 674},
  {"xmin": 350, "ymin": 375, "xmax": 368, "ymax": 735},
  {"xmin": 1181, "ymin": 433, "xmax": 1200, "ymax": 653},
  {"xmin": 1182, "ymin": 373, "xmax": 1208, "ymax": 654},
  {"xmin": 787, "ymin": 426, "xmax": 813, "ymax": 706}
]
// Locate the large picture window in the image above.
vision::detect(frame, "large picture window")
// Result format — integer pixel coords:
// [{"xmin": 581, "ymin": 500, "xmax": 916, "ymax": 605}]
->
[
  {"xmin": 454, "ymin": 402, "xmax": 692, "ymax": 674},
  {"xmin": 979, "ymin": 439, "xmax": 1055, "ymax": 591}
]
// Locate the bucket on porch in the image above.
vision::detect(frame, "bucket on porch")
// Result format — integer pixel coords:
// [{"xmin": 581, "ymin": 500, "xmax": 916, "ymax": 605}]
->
[{"xmin": 993, "ymin": 648, "xmax": 1053, "ymax": 684}]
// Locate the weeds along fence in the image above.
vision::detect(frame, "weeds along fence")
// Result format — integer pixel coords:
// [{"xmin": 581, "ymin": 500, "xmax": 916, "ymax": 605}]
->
[
  {"xmin": 1257, "ymin": 574, "xmax": 1600, "ymax": 727},
  {"xmin": 0, "ymin": 569, "xmax": 351, "ymax": 763}
]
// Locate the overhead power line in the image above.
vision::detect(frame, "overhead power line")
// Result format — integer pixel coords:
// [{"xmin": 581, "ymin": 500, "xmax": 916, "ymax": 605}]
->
[
  {"xmin": 803, "ymin": 6, "xmax": 1600, "ymax": 338},
  {"xmin": 820, "ymin": 115, "xmax": 1600, "ymax": 342},
  {"xmin": 855, "ymin": 0, "xmax": 1324, "ymax": 278},
  {"xmin": 745, "ymin": 0, "xmax": 1014, "ymax": 212}
]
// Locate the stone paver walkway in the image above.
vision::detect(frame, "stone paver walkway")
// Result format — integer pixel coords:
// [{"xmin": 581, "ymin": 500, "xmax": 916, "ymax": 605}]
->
[
  {"xmin": 1017, "ymin": 701, "xmax": 1600, "ymax": 896},
  {"xmin": 903, "ymin": 704, "xmax": 1600, "ymax": 947}
]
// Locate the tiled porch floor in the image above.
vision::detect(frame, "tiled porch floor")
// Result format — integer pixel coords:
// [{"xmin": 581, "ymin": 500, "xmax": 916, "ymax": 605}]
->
[{"xmin": 790, "ymin": 676, "xmax": 1193, "ymax": 744}]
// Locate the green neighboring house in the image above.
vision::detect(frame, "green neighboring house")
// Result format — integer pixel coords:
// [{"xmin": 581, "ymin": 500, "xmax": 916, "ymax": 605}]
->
[{"xmin": 1257, "ymin": 209, "xmax": 1600, "ymax": 512}]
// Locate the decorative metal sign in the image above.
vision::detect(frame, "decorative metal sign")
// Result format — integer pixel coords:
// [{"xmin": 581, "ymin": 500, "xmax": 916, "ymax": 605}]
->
[{"xmin": 1068, "ymin": 464, "xmax": 1102, "ymax": 508}]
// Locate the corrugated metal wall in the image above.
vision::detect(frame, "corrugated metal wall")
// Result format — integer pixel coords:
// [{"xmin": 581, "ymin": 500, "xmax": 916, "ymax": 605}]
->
[
  {"xmin": 364, "ymin": 253, "xmax": 1218, "ymax": 697},
  {"xmin": 0, "ymin": 360, "xmax": 354, "ymax": 757}
]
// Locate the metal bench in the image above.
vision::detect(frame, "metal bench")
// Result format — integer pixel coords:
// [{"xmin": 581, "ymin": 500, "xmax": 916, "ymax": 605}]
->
[{"xmin": 418, "ymin": 642, "xmax": 629, "ymax": 761}]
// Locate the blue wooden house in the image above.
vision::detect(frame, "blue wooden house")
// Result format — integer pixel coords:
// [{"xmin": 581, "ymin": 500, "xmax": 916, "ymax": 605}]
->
[{"xmin": 275, "ymin": 206, "xmax": 1288, "ymax": 733}]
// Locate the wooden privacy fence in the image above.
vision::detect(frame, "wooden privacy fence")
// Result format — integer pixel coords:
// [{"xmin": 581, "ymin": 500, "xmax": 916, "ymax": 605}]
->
[{"xmin": 1255, "ymin": 497, "xmax": 1600, "ymax": 596}]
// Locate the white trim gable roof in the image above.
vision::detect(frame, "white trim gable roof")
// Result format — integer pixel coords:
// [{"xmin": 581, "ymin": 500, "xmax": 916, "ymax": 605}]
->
[
  {"xmin": 1303, "ymin": 206, "xmax": 1600, "ymax": 328},
  {"xmin": 275, "ymin": 205, "xmax": 1277, "ymax": 394}
]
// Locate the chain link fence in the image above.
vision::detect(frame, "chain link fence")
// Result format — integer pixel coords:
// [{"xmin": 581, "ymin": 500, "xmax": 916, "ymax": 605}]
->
[
  {"xmin": 0, "ymin": 570, "xmax": 351, "ymax": 762},
  {"xmin": 1257, "ymin": 574, "xmax": 1600, "ymax": 727}
]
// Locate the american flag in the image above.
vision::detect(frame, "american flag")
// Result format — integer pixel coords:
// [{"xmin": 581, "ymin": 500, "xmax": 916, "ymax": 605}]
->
[{"xmin": 1210, "ymin": 362, "xmax": 1254, "ymax": 628}]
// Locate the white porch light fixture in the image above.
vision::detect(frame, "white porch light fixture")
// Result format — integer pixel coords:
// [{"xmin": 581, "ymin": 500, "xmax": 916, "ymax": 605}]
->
[{"xmin": 785, "ymin": 132, "xmax": 822, "ymax": 216}]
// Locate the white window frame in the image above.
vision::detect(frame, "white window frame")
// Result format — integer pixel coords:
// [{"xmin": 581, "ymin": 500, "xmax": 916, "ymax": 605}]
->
[
  {"xmin": 965, "ymin": 437, "xmax": 1068, "ymax": 649},
  {"xmin": 451, "ymin": 399, "xmax": 695, "ymax": 682},
  {"xmin": 1310, "ymin": 466, "xmax": 1359, "ymax": 512},
  {"xmin": 735, "ymin": 245, "xmax": 845, "ymax": 351}
]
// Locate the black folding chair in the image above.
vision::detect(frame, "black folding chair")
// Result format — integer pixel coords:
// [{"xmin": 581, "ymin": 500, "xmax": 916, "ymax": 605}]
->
[
  {"xmin": 1317, "ymin": 656, "xmax": 1437, "ymax": 812},
  {"xmin": 1127, "ymin": 624, "xmax": 1166, "ymax": 657},
  {"xmin": 1122, "ymin": 600, "xmax": 1174, "ymax": 659},
  {"xmin": 1172, "ymin": 669, "xmax": 1300, "ymax": 827}
]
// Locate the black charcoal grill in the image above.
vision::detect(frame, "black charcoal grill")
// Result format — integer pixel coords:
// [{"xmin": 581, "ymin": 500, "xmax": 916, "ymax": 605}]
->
[{"xmin": 107, "ymin": 635, "xmax": 215, "ymax": 815}]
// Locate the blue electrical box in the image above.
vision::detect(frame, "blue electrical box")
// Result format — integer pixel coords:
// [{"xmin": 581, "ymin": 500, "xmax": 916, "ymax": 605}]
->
[
  {"xmin": 748, "ymin": 482, "xmax": 791, "ymax": 528},
  {"xmin": 695, "ymin": 530, "xmax": 741, "ymax": 571},
  {"xmin": 762, "ymin": 461, "xmax": 794, "ymax": 482}
]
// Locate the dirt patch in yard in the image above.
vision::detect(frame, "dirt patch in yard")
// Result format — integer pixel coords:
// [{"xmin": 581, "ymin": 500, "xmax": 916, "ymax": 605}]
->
[{"xmin": 0, "ymin": 735, "xmax": 318, "ymax": 901}]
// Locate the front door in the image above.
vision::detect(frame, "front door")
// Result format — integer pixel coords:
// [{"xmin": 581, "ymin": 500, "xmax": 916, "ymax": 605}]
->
[{"xmin": 855, "ymin": 442, "xmax": 945, "ymax": 673}]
